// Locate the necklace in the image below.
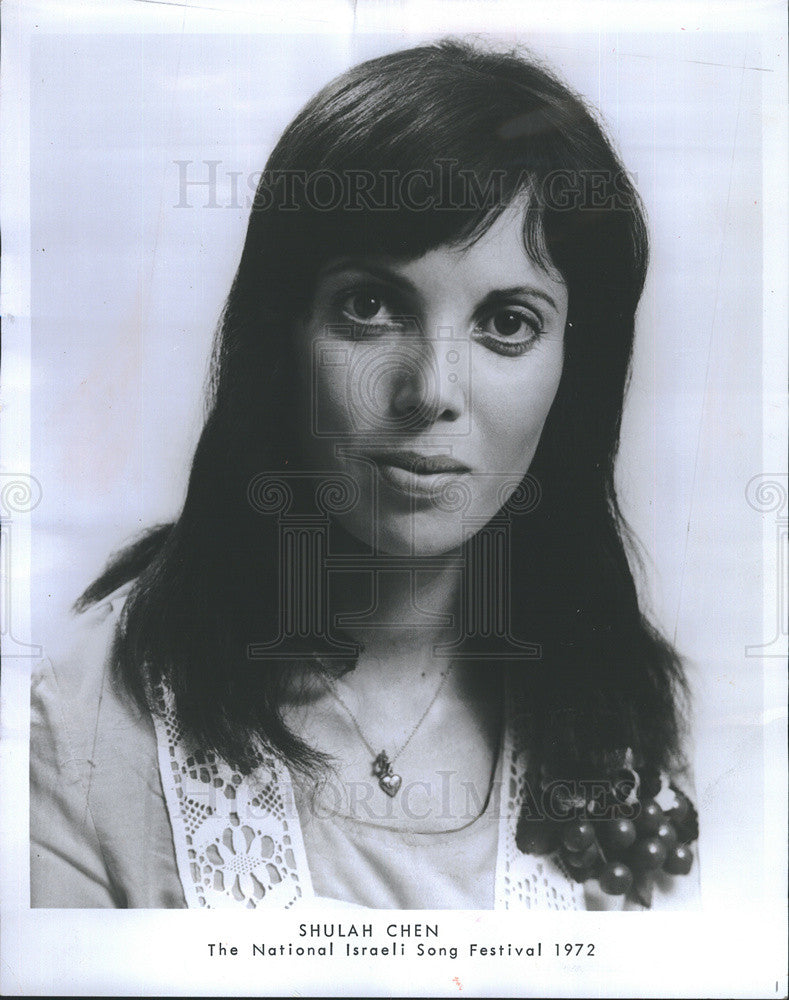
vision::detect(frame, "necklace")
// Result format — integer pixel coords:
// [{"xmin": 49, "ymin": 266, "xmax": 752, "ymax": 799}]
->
[{"xmin": 317, "ymin": 662, "xmax": 454, "ymax": 797}]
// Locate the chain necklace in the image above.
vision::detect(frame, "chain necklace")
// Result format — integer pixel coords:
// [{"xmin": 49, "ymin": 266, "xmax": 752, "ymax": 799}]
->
[{"xmin": 317, "ymin": 662, "xmax": 454, "ymax": 797}]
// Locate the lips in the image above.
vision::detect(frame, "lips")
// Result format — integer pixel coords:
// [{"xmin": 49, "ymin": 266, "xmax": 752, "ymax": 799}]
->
[
  {"xmin": 365, "ymin": 450, "xmax": 470, "ymax": 500},
  {"xmin": 366, "ymin": 450, "xmax": 470, "ymax": 475}
]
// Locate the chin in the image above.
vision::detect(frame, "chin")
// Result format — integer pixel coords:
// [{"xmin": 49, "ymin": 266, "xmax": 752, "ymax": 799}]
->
[{"xmin": 335, "ymin": 509, "xmax": 467, "ymax": 558}]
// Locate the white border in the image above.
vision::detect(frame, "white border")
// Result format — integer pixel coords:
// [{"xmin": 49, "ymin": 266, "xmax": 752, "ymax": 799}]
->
[{"xmin": 2, "ymin": 1, "xmax": 786, "ymax": 996}]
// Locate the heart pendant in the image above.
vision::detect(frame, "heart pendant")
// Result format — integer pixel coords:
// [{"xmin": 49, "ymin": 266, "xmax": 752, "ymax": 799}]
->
[{"xmin": 379, "ymin": 772, "xmax": 402, "ymax": 797}]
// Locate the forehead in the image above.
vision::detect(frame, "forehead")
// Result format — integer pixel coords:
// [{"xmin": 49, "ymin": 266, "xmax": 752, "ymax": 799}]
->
[{"xmin": 397, "ymin": 204, "xmax": 565, "ymax": 293}]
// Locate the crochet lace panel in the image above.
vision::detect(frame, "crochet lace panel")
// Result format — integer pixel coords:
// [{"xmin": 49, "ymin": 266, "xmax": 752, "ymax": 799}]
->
[
  {"xmin": 153, "ymin": 683, "xmax": 582, "ymax": 911},
  {"xmin": 497, "ymin": 706, "xmax": 585, "ymax": 911},
  {"xmin": 151, "ymin": 684, "xmax": 313, "ymax": 909}
]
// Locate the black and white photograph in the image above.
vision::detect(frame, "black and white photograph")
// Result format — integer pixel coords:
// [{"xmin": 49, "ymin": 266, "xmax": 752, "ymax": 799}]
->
[{"xmin": 1, "ymin": 0, "xmax": 786, "ymax": 996}]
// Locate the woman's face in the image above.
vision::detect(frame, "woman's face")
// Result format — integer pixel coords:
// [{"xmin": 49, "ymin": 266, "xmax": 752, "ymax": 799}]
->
[{"xmin": 298, "ymin": 203, "xmax": 568, "ymax": 556}]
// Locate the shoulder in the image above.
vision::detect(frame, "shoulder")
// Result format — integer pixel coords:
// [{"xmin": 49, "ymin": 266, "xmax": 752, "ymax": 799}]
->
[
  {"xmin": 31, "ymin": 584, "xmax": 148, "ymax": 771},
  {"xmin": 30, "ymin": 585, "xmax": 184, "ymax": 907},
  {"xmin": 34, "ymin": 589, "xmax": 123, "ymax": 688}
]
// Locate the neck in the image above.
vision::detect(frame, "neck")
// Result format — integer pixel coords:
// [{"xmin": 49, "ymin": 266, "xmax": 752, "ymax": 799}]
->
[{"xmin": 329, "ymin": 561, "xmax": 460, "ymax": 686}]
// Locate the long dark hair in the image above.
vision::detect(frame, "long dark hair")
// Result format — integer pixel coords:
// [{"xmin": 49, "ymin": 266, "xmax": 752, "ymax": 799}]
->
[{"xmin": 79, "ymin": 39, "xmax": 688, "ymax": 783}]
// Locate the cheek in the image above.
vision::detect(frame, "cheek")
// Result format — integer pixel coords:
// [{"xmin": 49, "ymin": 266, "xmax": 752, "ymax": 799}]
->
[
  {"xmin": 310, "ymin": 340, "xmax": 416, "ymax": 438},
  {"xmin": 315, "ymin": 367, "xmax": 351, "ymax": 424},
  {"xmin": 303, "ymin": 342, "xmax": 362, "ymax": 455},
  {"xmin": 474, "ymin": 352, "xmax": 564, "ymax": 470}
]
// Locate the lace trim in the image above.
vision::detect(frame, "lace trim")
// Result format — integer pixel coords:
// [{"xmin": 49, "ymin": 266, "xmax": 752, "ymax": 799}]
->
[
  {"xmin": 496, "ymin": 698, "xmax": 584, "ymax": 910},
  {"xmin": 153, "ymin": 683, "xmax": 581, "ymax": 910},
  {"xmin": 151, "ymin": 684, "xmax": 313, "ymax": 908}
]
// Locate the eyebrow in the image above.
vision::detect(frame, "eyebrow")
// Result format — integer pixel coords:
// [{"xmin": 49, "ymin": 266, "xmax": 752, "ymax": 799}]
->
[
  {"xmin": 317, "ymin": 260, "xmax": 419, "ymax": 298},
  {"xmin": 317, "ymin": 259, "xmax": 562, "ymax": 315},
  {"xmin": 475, "ymin": 286, "xmax": 561, "ymax": 315}
]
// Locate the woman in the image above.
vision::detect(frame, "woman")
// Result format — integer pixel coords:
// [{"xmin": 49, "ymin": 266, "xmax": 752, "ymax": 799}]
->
[{"xmin": 30, "ymin": 39, "xmax": 698, "ymax": 910}]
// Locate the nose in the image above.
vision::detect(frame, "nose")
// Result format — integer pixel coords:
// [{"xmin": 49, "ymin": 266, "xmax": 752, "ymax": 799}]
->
[{"xmin": 390, "ymin": 331, "xmax": 467, "ymax": 429}]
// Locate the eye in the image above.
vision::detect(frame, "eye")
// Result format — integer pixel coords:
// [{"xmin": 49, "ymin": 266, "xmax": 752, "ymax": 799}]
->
[
  {"xmin": 492, "ymin": 310, "xmax": 529, "ymax": 337},
  {"xmin": 474, "ymin": 307, "xmax": 543, "ymax": 356},
  {"xmin": 346, "ymin": 291, "xmax": 384, "ymax": 321},
  {"xmin": 338, "ymin": 286, "xmax": 401, "ymax": 328}
]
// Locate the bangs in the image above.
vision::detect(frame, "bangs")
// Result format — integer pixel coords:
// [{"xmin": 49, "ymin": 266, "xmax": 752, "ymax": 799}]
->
[{"xmin": 283, "ymin": 173, "xmax": 554, "ymax": 272}]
